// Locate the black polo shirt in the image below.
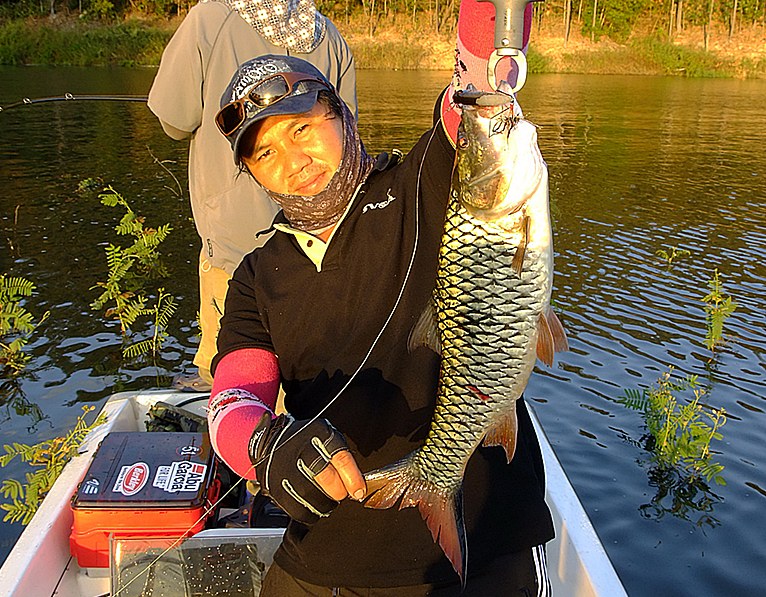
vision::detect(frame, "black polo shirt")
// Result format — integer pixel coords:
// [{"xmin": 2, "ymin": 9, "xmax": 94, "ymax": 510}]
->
[{"xmin": 214, "ymin": 119, "xmax": 554, "ymax": 587}]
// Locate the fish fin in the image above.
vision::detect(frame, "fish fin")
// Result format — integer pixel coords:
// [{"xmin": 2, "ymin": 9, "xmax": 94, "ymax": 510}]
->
[
  {"xmin": 363, "ymin": 458, "xmax": 414, "ymax": 509},
  {"xmin": 511, "ymin": 214, "xmax": 531, "ymax": 275},
  {"xmin": 408, "ymin": 301, "xmax": 441, "ymax": 354},
  {"xmin": 547, "ymin": 307, "xmax": 569, "ymax": 353},
  {"xmin": 536, "ymin": 310, "xmax": 555, "ymax": 366},
  {"xmin": 364, "ymin": 458, "xmax": 468, "ymax": 583},
  {"xmin": 536, "ymin": 307, "xmax": 569, "ymax": 366},
  {"xmin": 482, "ymin": 409, "xmax": 519, "ymax": 463},
  {"xmin": 413, "ymin": 485, "xmax": 467, "ymax": 585}
]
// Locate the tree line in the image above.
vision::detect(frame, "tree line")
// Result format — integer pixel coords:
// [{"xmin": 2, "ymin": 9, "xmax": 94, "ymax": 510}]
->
[
  {"xmin": 552, "ymin": 0, "xmax": 765, "ymax": 47},
  {"xmin": 1, "ymin": 0, "xmax": 763, "ymax": 45}
]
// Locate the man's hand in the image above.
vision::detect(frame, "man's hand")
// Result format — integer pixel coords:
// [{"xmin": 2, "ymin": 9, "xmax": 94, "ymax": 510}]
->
[{"xmin": 249, "ymin": 413, "xmax": 366, "ymax": 525}]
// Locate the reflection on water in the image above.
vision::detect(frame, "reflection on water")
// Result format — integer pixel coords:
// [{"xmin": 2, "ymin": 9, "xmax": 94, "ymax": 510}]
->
[
  {"xmin": 640, "ymin": 464, "xmax": 724, "ymax": 528},
  {"xmin": 2, "ymin": 67, "xmax": 766, "ymax": 595}
]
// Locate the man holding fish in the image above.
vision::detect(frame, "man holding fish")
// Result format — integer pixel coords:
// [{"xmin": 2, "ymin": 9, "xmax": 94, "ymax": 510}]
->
[{"xmin": 206, "ymin": 0, "xmax": 567, "ymax": 593}]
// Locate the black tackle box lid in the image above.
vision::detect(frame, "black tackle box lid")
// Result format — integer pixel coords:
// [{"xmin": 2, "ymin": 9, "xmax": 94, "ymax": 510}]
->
[{"xmin": 72, "ymin": 431, "xmax": 216, "ymax": 509}]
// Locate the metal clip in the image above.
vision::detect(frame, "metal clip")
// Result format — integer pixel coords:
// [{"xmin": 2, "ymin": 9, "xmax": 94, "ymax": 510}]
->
[{"xmin": 487, "ymin": 49, "xmax": 528, "ymax": 93}]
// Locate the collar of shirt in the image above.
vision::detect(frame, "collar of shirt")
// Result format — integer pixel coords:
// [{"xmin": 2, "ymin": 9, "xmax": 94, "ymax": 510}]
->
[{"xmin": 273, "ymin": 187, "xmax": 359, "ymax": 273}]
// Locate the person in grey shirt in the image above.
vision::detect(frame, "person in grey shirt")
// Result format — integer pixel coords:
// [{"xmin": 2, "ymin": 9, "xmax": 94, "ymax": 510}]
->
[{"xmin": 148, "ymin": 0, "xmax": 357, "ymax": 391}]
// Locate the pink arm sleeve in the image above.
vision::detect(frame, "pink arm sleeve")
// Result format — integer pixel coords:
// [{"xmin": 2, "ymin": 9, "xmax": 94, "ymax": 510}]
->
[
  {"xmin": 207, "ymin": 348, "xmax": 280, "ymax": 480},
  {"xmin": 440, "ymin": 0, "xmax": 534, "ymax": 143}
]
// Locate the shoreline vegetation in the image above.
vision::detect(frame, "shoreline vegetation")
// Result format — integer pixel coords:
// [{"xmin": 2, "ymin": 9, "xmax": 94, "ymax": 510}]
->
[{"xmin": 0, "ymin": 11, "xmax": 765, "ymax": 78}]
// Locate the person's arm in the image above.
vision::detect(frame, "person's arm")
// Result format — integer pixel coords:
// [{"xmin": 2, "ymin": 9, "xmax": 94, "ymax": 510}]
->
[
  {"xmin": 209, "ymin": 258, "xmax": 365, "ymax": 523},
  {"xmin": 147, "ymin": 3, "xmax": 226, "ymax": 136},
  {"xmin": 209, "ymin": 347, "xmax": 366, "ymax": 523},
  {"xmin": 208, "ymin": 348, "xmax": 281, "ymax": 480}
]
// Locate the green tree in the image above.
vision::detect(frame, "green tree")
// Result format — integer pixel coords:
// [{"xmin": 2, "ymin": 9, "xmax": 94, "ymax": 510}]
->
[{"xmin": 582, "ymin": 0, "xmax": 652, "ymax": 41}]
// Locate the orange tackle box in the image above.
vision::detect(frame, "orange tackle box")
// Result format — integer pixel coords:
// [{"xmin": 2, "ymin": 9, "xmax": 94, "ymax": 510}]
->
[{"xmin": 69, "ymin": 431, "xmax": 220, "ymax": 568}]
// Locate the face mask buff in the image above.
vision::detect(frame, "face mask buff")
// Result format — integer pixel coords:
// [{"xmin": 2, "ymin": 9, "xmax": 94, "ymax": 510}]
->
[
  {"xmin": 264, "ymin": 96, "xmax": 374, "ymax": 233},
  {"xmin": 221, "ymin": 0, "xmax": 327, "ymax": 53}
]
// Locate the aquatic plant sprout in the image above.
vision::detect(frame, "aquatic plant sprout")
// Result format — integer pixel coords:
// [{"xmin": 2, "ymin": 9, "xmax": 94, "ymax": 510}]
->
[
  {"xmin": 621, "ymin": 368, "xmax": 726, "ymax": 486},
  {"xmin": 0, "ymin": 406, "xmax": 107, "ymax": 525},
  {"xmin": 88, "ymin": 183, "xmax": 172, "ymax": 335},
  {"xmin": 0, "ymin": 275, "xmax": 49, "ymax": 378},
  {"xmin": 702, "ymin": 268, "xmax": 737, "ymax": 352}
]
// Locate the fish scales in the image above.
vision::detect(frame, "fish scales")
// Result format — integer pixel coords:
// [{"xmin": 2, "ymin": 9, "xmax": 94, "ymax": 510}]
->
[
  {"xmin": 416, "ymin": 207, "xmax": 547, "ymax": 474},
  {"xmin": 364, "ymin": 90, "xmax": 568, "ymax": 583}
]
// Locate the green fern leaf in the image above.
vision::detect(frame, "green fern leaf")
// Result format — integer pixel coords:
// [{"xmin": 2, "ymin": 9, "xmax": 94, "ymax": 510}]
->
[
  {"xmin": 620, "ymin": 388, "xmax": 649, "ymax": 411},
  {"xmin": 122, "ymin": 338, "xmax": 155, "ymax": 359},
  {"xmin": 0, "ymin": 275, "xmax": 35, "ymax": 300},
  {"xmin": 1, "ymin": 478, "xmax": 24, "ymax": 500}
]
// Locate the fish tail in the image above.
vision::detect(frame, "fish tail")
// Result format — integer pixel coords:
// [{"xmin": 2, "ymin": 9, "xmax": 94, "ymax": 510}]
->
[{"xmin": 364, "ymin": 457, "xmax": 468, "ymax": 583}]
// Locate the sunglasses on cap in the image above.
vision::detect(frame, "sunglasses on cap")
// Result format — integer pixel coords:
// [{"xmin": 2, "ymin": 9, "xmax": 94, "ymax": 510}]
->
[{"xmin": 215, "ymin": 72, "xmax": 329, "ymax": 137}]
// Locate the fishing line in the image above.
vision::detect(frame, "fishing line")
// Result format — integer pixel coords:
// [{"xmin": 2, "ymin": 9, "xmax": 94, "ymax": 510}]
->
[
  {"xmin": 0, "ymin": 94, "xmax": 148, "ymax": 112},
  {"xmin": 254, "ymin": 106, "xmax": 449, "ymax": 470}
]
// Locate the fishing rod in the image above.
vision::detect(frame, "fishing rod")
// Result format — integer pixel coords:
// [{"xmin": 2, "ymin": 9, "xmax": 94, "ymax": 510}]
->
[{"xmin": 0, "ymin": 93, "xmax": 148, "ymax": 112}]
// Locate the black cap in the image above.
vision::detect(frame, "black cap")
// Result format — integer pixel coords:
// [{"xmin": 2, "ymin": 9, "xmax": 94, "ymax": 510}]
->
[{"xmin": 219, "ymin": 54, "xmax": 333, "ymax": 164}]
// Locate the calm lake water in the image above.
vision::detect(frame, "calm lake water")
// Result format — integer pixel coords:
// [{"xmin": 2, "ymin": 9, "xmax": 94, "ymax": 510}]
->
[{"xmin": 1, "ymin": 67, "xmax": 765, "ymax": 596}]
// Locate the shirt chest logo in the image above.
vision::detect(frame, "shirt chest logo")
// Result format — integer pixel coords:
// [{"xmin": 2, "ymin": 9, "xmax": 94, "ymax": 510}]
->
[{"xmin": 362, "ymin": 189, "xmax": 397, "ymax": 214}]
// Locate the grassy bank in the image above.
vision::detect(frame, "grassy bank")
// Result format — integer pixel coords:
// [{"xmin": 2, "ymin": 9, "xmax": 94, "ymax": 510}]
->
[
  {"xmin": 530, "ymin": 24, "xmax": 766, "ymax": 79},
  {"xmin": 0, "ymin": 17, "xmax": 170, "ymax": 66},
  {"xmin": 1, "ymin": 14, "xmax": 764, "ymax": 78}
]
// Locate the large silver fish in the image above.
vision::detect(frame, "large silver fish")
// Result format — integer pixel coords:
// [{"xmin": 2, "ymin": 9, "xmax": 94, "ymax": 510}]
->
[{"xmin": 363, "ymin": 88, "xmax": 568, "ymax": 581}]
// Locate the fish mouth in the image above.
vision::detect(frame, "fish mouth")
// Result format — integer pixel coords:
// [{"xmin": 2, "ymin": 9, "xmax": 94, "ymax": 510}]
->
[{"xmin": 453, "ymin": 88, "xmax": 514, "ymax": 108}]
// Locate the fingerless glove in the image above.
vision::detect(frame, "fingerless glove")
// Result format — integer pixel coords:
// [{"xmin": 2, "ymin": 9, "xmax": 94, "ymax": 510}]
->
[{"xmin": 250, "ymin": 413, "xmax": 349, "ymax": 525}]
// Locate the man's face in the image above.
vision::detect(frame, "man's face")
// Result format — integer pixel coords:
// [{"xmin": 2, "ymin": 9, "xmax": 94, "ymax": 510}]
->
[{"xmin": 243, "ymin": 101, "xmax": 344, "ymax": 196}]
